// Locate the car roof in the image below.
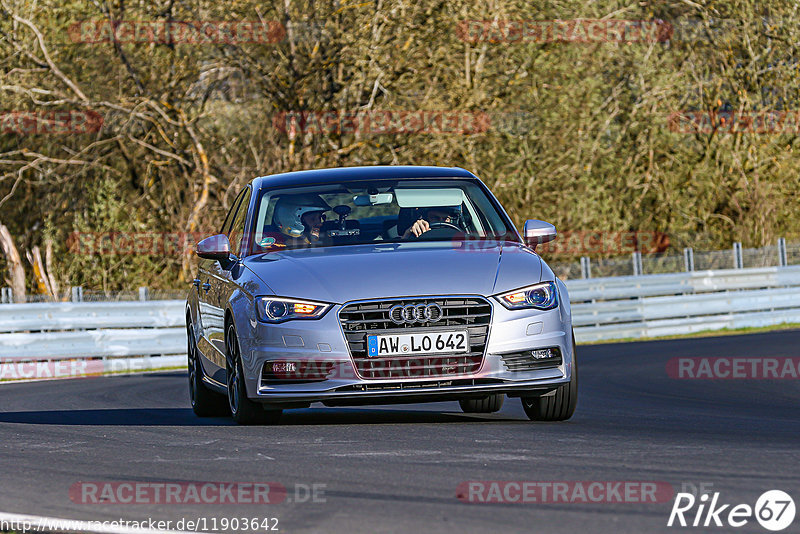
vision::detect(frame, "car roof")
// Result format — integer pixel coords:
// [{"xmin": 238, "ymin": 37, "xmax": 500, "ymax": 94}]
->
[{"xmin": 252, "ymin": 166, "xmax": 476, "ymax": 189}]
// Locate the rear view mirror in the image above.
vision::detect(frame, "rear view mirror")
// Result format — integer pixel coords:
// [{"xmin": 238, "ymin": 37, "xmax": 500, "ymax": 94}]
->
[
  {"xmin": 196, "ymin": 234, "xmax": 232, "ymax": 262},
  {"xmin": 523, "ymin": 220, "xmax": 557, "ymax": 249},
  {"xmin": 353, "ymin": 193, "xmax": 393, "ymax": 206}
]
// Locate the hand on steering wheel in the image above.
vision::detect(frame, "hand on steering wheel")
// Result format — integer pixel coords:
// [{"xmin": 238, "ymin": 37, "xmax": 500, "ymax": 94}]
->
[{"xmin": 403, "ymin": 219, "xmax": 464, "ymax": 239}]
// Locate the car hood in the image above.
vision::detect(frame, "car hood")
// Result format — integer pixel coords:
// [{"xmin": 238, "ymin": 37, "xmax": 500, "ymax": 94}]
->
[{"xmin": 244, "ymin": 241, "xmax": 543, "ymax": 303}]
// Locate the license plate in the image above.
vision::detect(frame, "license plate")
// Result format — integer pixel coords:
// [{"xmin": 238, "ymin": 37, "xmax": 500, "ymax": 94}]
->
[{"xmin": 367, "ymin": 331, "xmax": 469, "ymax": 357}]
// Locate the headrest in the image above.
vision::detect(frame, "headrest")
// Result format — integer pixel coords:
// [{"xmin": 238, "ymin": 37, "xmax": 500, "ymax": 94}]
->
[{"xmin": 396, "ymin": 208, "xmax": 419, "ymax": 237}]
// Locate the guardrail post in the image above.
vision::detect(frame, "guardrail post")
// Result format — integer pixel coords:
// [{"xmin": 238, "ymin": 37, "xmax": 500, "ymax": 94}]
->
[
  {"xmin": 683, "ymin": 247, "xmax": 695, "ymax": 272},
  {"xmin": 1, "ymin": 287, "xmax": 11, "ymax": 304},
  {"xmin": 733, "ymin": 242, "xmax": 743, "ymax": 269},
  {"xmin": 778, "ymin": 238, "xmax": 788, "ymax": 267},
  {"xmin": 138, "ymin": 287, "xmax": 149, "ymax": 301},
  {"xmin": 71, "ymin": 286, "xmax": 83, "ymax": 302},
  {"xmin": 632, "ymin": 251, "xmax": 643, "ymax": 276},
  {"xmin": 580, "ymin": 256, "xmax": 592, "ymax": 279}
]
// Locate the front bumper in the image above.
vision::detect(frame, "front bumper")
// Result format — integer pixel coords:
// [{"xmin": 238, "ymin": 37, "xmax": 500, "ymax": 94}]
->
[{"xmin": 238, "ymin": 297, "xmax": 573, "ymax": 406}]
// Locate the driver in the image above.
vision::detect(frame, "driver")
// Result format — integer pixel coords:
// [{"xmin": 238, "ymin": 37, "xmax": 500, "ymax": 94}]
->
[
  {"xmin": 402, "ymin": 206, "xmax": 461, "ymax": 239},
  {"xmin": 261, "ymin": 193, "xmax": 331, "ymax": 249}
]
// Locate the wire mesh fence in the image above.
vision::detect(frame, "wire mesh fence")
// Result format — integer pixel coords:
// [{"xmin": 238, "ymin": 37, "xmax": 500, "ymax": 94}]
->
[
  {"xmin": 641, "ymin": 253, "xmax": 684, "ymax": 275},
  {"xmin": 589, "ymin": 257, "xmax": 634, "ymax": 278},
  {"xmin": 787, "ymin": 243, "xmax": 800, "ymax": 266},
  {"xmin": 741, "ymin": 245, "xmax": 780, "ymax": 269},
  {"xmin": 80, "ymin": 289, "xmax": 188, "ymax": 302},
  {"xmin": 544, "ymin": 239, "xmax": 798, "ymax": 280},
  {"xmin": 1, "ymin": 288, "xmax": 187, "ymax": 304},
  {"xmin": 692, "ymin": 249, "xmax": 735, "ymax": 271}
]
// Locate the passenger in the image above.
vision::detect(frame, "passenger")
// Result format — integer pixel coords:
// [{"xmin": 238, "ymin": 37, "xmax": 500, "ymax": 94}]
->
[{"xmin": 259, "ymin": 194, "xmax": 331, "ymax": 249}]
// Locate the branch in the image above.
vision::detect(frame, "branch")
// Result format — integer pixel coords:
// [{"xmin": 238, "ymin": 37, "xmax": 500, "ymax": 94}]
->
[{"xmin": 7, "ymin": 9, "xmax": 89, "ymax": 101}]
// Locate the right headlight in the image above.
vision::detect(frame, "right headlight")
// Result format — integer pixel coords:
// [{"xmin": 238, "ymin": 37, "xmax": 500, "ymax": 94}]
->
[
  {"xmin": 494, "ymin": 281, "xmax": 558, "ymax": 310},
  {"xmin": 255, "ymin": 296, "xmax": 331, "ymax": 323}
]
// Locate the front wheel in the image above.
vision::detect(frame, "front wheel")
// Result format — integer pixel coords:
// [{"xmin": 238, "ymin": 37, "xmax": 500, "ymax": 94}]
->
[
  {"xmin": 188, "ymin": 325, "xmax": 229, "ymax": 417},
  {"xmin": 521, "ymin": 332, "xmax": 578, "ymax": 421},
  {"xmin": 226, "ymin": 323, "xmax": 282, "ymax": 425}
]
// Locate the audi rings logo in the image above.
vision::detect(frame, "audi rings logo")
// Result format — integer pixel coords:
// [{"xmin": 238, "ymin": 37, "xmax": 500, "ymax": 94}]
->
[{"xmin": 389, "ymin": 303, "xmax": 443, "ymax": 325}]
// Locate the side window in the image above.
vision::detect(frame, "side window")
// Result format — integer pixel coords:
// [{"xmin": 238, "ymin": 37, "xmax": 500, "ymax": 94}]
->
[
  {"xmin": 220, "ymin": 189, "xmax": 247, "ymax": 236},
  {"xmin": 227, "ymin": 187, "xmax": 252, "ymax": 256}
]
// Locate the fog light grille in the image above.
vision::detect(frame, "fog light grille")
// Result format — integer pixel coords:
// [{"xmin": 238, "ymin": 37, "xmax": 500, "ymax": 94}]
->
[
  {"xmin": 500, "ymin": 347, "xmax": 562, "ymax": 372},
  {"xmin": 261, "ymin": 360, "xmax": 334, "ymax": 383}
]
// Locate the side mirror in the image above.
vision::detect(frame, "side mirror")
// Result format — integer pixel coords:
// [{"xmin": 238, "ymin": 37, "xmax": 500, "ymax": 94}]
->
[
  {"xmin": 196, "ymin": 234, "xmax": 232, "ymax": 262},
  {"xmin": 523, "ymin": 220, "xmax": 557, "ymax": 249}
]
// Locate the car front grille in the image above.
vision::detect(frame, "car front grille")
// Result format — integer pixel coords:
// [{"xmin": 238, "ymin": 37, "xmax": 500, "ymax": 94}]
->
[{"xmin": 339, "ymin": 297, "xmax": 492, "ymax": 379}]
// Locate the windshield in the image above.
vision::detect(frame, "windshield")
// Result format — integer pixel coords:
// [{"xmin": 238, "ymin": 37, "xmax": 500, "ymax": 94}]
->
[{"xmin": 248, "ymin": 178, "xmax": 518, "ymax": 254}]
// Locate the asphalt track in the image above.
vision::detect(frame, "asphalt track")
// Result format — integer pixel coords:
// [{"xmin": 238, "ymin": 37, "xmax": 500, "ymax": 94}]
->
[{"xmin": 1, "ymin": 330, "xmax": 799, "ymax": 534}]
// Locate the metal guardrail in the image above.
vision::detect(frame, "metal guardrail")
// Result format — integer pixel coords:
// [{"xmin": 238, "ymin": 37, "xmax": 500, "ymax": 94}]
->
[
  {"xmin": 0, "ymin": 301, "xmax": 185, "ymax": 361},
  {"xmin": 1, "ymin": 265, "xmax": 799, "ymax": 365},
  {"xmin": 0, "ymin": 301, "xmax": 185, "ymax": 333},
  {"xmin": 569, "ymin": 265, "xmax": 800, "ymax": 342}
]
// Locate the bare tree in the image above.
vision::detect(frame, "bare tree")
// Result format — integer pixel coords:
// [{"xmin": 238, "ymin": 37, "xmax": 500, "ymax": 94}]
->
[{"xmin": 0, "ymin": 223, "xmax": 26, "ymax": 302}]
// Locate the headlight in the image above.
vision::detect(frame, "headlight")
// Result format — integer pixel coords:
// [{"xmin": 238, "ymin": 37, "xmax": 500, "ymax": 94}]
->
[
  {"xmin": 255, "ymin": 297, "xmax": 331, "ymax": 323},
  {"xmin": 495, "ymin": 281, "xmax": 558, "ymax": 310}
]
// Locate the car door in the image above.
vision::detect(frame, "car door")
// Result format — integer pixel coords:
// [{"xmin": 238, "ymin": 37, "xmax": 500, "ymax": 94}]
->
[
  {"xmin": 208, "ymin": 186, "xmax": 252, "ymax": 369},
  {"xmin": 196, "ymin": 188, "xmax": 248, "ymax": 383}
]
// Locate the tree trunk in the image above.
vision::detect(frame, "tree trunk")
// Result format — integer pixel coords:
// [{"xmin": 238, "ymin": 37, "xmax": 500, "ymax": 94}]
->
[
  {"xmin": 0, "ymin": 223, "xmax": 26, "ymax": 303},
  {"xmin": 44, "ymin": 238, "xmax": 60, "ymax": 299},
  {"xmin": 27, "ymin": 245, "xmax": 55, "ymax": 299}
]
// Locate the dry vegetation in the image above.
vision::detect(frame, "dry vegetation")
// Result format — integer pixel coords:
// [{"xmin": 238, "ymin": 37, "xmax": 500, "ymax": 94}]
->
[{"xmin": 1, "ymin": 0, "xmax": 799, "ymax": 298}]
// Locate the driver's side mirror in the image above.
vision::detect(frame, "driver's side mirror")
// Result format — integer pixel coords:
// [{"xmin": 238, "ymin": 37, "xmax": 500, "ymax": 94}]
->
[
  {"xmin": 196, "ymin": 234, "xmax": 232, "ymax": 263},
  {"xmin": 523, "ymin": 220, "xmax": 557, "ymax": 250}
]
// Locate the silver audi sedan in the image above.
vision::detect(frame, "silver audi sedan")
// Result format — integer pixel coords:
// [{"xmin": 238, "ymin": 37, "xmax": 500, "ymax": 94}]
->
[{"xmin": 186, "ymin": 166, "xmax": 577, "ymax": 424}]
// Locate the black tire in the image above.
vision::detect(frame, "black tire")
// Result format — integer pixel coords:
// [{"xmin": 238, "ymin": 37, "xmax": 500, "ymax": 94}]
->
[
  {"xmin": 459, "ymin": 394, "xmax": 504, "ymax": 413},
  {"xmin": 187, "ymin": 325, "xmax": 229, "ymax": 417},
  {"xmin": 521, "ymin": 332, "xmax": 578, "ymax": 421},
  {"xmin": 226, "ymin": 323, "xmax": 282, "ymax": 425}
]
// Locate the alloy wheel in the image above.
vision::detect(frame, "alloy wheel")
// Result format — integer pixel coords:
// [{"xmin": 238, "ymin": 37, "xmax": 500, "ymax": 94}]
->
[{"xmin": 226, "ymin": 325, "xmax": 240, "ymax": 416}]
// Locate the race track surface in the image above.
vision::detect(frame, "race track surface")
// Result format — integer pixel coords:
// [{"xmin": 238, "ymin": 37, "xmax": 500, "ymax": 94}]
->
[{"xmin": 1, "ymin": 330, "xmax": 799, "ymax": 533}]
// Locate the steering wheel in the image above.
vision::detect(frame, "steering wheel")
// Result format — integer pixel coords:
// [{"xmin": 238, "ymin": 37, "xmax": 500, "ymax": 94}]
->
[
  {"xmin": 408, "ymin": 220, "xmax": 465, "ymax": 240},
  {"xmin": 428, "ymin": 221, "xmax": 464, "ymax": 232}
]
